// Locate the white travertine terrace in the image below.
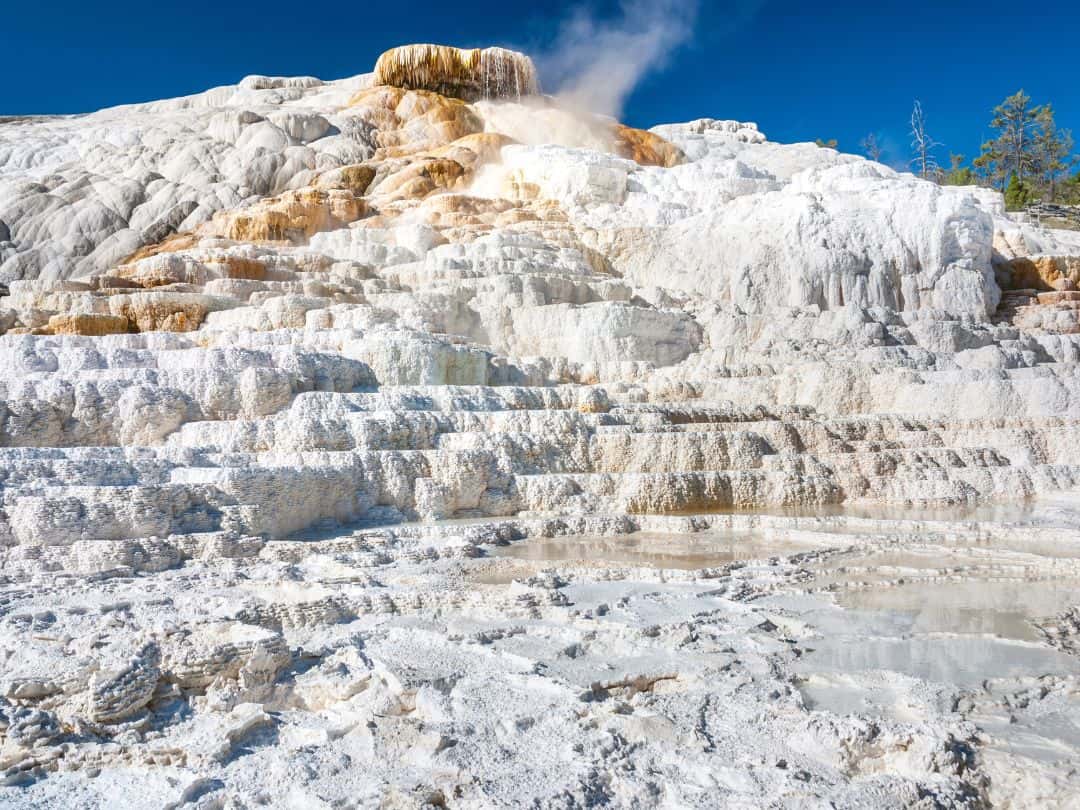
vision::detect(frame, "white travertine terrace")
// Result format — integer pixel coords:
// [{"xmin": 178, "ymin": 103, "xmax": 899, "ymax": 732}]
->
[{"xmin": 2, "ymin": 45, "xmax": 1080, "ymax": 808}]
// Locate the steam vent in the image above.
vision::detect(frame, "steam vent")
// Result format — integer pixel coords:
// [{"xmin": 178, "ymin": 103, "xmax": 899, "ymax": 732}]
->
[{"xmin": 372, "ymin": 43, "xmax": 540, "ymax": 101}]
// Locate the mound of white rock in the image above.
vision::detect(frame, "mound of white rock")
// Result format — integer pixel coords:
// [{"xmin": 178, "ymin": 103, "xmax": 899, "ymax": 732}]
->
[{"xmin": 2, "ymin": 44, "xmax": 1080, "ymax": 808}]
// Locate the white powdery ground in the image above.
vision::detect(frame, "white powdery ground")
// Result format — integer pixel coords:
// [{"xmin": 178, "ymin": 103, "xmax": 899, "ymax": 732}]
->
[{"xmin": 1, "ymin": 63, "xmax": 1080, "ymax": 808}]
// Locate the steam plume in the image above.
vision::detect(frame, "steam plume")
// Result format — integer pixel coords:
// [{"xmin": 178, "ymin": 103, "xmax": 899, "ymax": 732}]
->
[{"xmin": 538, "ymin": 0, "xmax": 700, "ymax": 120}]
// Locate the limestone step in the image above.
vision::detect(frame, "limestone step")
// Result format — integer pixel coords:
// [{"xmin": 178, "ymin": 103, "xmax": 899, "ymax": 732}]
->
[
  {"xmin": 511, "ymin": 470, "xmax": 842, "ymax": 515},
  {"xmin": 817, "ymin": 446, "xmax": 1012, "ymax": 476},
  {"xmin": 0, "ymin": 447, "xmax": 174, "ymax": 489},
  {"xmin": 302, "ymin": 385, "xmax": 610, "ymax": 414},
  {"xmin": 6, "ymin": 439, "xmax": 1078, "ymax": 543},
  {"xmin": 1037, "ymin": 291, "xmax": 1080, "ymax": 305},
  {"xmin": 849, "ymin": 463, "xmax": 1080, "ymax": 502},
  {"xmin": 1, "ymin": 484, "xmax": 227, "ymax": 546}
]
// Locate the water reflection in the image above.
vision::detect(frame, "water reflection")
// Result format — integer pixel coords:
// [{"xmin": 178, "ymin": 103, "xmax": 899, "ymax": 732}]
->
[
  {"xmin": 799, "ymin": 634, "xmax": 1080, "ymax": 688},
  {"xmin": 491, "ymin": 530, "xmax": 815, "ymax": 569},
  {"xmin": 669, "ymin": 495, "xmax": 1080, "ymax": 527}
]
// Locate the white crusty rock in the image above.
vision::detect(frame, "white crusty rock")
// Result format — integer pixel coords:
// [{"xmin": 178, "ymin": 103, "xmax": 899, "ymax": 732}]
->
[{"xmin": 2, "ymin": 42, "xmax": 1080, "ymax": 810}]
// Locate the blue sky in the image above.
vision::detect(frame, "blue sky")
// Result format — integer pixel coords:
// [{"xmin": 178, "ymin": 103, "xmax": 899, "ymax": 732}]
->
[{"xmin": 4, "ymin": 0, "xmax": 1078, "ymax": 169}]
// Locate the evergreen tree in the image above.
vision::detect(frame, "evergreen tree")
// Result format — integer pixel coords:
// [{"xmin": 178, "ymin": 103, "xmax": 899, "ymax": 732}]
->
[
  {"xmin": 944, "ymin": 153, "xmax": 976, "ymax": 186},
  {"xmin": 1004, "ymin": 172, "xmax": 1032, "ymax": 210},
  {"xmin": 979, "ymin": 90, "xmax": 1041, "ymax": 187},
  {"xmin": 814, "ymin": 138, "xmax": 838, "ymax": 149},
  {"xmin": 1061, "ymin": 171, "xmax": 1080, "ymax": 205},
  {"xmin": 1032, "ymin": 105, "xmax": 1077, "ymax": 202},
  {"xmin": 973, "ymin": 139, "xmax": 1007, "ymax": 190}
]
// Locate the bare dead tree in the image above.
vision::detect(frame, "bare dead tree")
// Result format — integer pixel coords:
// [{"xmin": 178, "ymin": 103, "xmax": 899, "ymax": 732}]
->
[
  {"xmin": 910, "ymin": 100, "xmax": 941, "ymax": 180},
  {"xmin": 860, "ymin": 133, "xmax": 883, "ymax": 162}
]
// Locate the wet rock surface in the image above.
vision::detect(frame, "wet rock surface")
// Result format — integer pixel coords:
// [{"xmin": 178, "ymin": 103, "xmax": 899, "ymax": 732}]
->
[{"xmin": 2, "ymin": 508, "xmax": 1079, "ymax": 807}]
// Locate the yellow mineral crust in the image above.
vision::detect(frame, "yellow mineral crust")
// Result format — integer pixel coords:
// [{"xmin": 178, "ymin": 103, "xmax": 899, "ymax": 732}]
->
[
  {"xmin": 346, "ymin": 86, "xmax": 485, "ymax": 157},
  {"xmin": 372, "ymin": 44, "xmax": 539, "ymax": 102},
  {"xmin": 208, "ymin": 188, "xmax": 368, "ymax": 244},
  {"xmin": 612, "ymin": 124, "xmax": 686, "ymax": 169},
  {"xmin": 1007, "ymin": 255, "xmax": 1080, "ymax": 291},
  {"xmin": 121, "ymin": 233, "xmax": 200, "ymax": 266},
  {"xmin": 40, "ymin": 295, "xmax": 208, "ymax": 335},
  {"xmin": 315, "ymin": 164, "xmax": 377, "ymax": 194},
  {"xmin": 109, "ymin": 292, "xmax": 208, "ymax": 333},
  {"xmin": 370, "ymin": 158, "xmax": 468, "ymax": 201},
  {"xmin": 424, "ymin": 132, "xmax": 515, "ymax": 167},
  {"xmin": 46, "ymin": 313, "xmax": 132, "ymax": 336}
]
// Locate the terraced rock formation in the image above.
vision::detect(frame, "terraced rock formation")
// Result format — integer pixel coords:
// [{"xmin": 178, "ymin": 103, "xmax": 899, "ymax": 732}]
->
[{"xmin": 1, "ymin": 44, "xmax": 1080, "ymax": 808}]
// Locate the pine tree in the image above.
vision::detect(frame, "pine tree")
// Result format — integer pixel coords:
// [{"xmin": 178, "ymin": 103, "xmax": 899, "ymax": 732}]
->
[
  {"xmin": 1061, "ymin": 171, "xmax": 1080, "ymax": 205},
  {"xmin": 973, "ymin": 141, "xmax": 1007, "ymax": 191},
  {"xmin": 980, "ymin": 90, "xmax": 1041, "ymax": 187},
  {"xmin": 944, "ymin": 154, "xmax": 976, "ymax": 186},
  {"xmin": 1004, "ymin": 172, "xmax": 1032, "ymax": 210},
  {"xmin": 1032, "ymin": 105, "xmax": 1077, "ymax": 202}
]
